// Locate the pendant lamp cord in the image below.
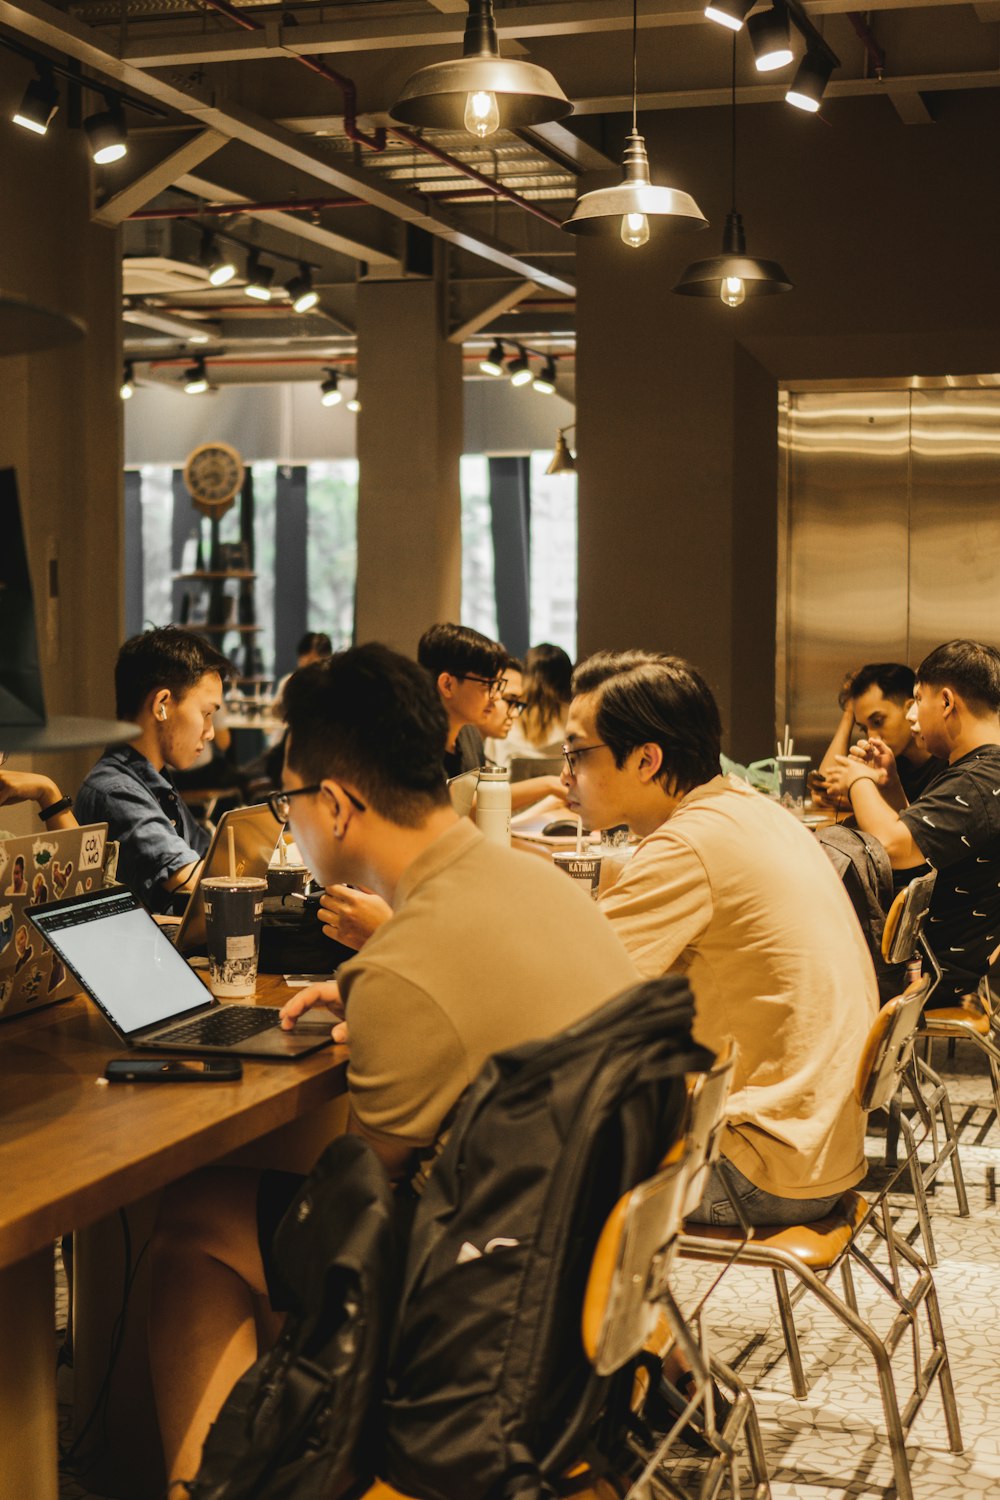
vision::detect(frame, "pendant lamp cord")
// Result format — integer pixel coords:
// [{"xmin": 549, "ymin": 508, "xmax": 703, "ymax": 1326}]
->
[
  {"xmin": 632, "ymin": 0, "xmax": 638, "ymax": 132},
  {"xmin": 730, "ymin": 32, "xmax": 737, "ymax": 212}
]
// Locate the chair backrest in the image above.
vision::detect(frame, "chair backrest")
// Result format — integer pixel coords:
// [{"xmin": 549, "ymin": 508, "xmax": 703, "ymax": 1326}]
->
[
  {"xmin": 581, "ymin": 1157, "xmax": 688, "ymax": 1376},
  {"xmin": 678, "ymin": 1043, "xmax": 735, "ymax": 1218},
  {"xmin": 854, "ymin": 973, "xmax": 931, "ymax": 1112},
  {"xmin": 580, "ymin": 1045, "xmax": 734, "ymax": 1376},
  {"xmin": 881, "ymin": 869, "xmax": 937, "ymax": 965},
  {"xmin": 508, "ymin": 754, "xmax": 564, "ymax": 783}
]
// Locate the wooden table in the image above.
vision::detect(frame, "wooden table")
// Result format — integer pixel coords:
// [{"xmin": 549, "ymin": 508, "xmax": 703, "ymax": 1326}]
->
[{"xmin": 0, "ymin": 975, "xmax": 347, "ymax": 1499}]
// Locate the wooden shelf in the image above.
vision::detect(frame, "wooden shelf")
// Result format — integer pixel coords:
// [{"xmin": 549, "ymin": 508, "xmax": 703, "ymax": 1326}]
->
[{"xmin": 174, "ymin": 571, "xmax": 257, "ymax": 581}]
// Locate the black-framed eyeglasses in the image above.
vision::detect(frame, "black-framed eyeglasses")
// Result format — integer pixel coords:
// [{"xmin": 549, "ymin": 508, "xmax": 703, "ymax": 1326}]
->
[
  {"xmin": 459, "ymin": 673, "xmax": 507, "ymax": 696},
  {"xmin": 561, "ymin": 742, "xmax": 611, "ymax": 776},
  {"xmin": 267, "ymin": 783, "xmax": 367, "ymax": 823},
  {"xmin": 501, "ymin": 696, "xmax": 528, "ymax": 716}
]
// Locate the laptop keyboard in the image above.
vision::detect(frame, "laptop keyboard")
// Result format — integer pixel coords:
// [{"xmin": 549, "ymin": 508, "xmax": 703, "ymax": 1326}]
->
[{"xmin": 156, "ymin": 1006, "xmax": 283, "ymax": 1047}]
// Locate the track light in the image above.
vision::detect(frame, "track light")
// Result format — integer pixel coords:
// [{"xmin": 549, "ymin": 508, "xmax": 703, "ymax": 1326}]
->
[
  {"xmin": 200, "ymin": 234, "xmax": 236, "ymax": 288},
  {"xmin": 479, "ymin": 340, "xmax": 506, "ymax": 377},
  {"xmin": 564, "ymin": 0, "xmax": 706, "ymax": 244},
  {"xmin": 390, "ymin": 0, "xmax": 571, "ymax": 139},
  {"xmin": 533, "ymin": 358, "xmax": 557, "ymax": 395},
  {"xmin": 346, "ymin": 387, "xmax": 361, "ymax": 413},
  {"xmin": 704, "ymin": 0, "xmax": 753, "ymax": 32},
  {"xmin": 507, "ymin": 348, "xmax": 532, "ymax": 387},
  {"xmin": 747, "ymin": 2, "xmax": 793, "ymax": 71},
  {"xmin": 786, "ymin": 49, "xmax": 835, "ymax": 111},
  {"xmin": 244, "ymin": 255, "xmax": 274, "ymax": 302},
  {"xmin": 120, "ymin": 362, "xmax": 135, "ymax": 400},
  {"xmin": 184, "ymin": 358, "xmax": 209, "ymax": 395},
  {"xmin": 13, "ymin": 71, "xmax": 59, "ymax": 135},
  {"xmin": 545, "ymin": 427, "xmax": 576, "ymax": 476},
  {"xmin": 286, "ymin": 266, "xmax": 318, "ymax": 314},
  {"xmin": 84, "ymin": 100, "xmax": 127, "ymax": 163},
  {"xmin": 320, "ymin": 370, "xmax": 342, "ymax": 407}
]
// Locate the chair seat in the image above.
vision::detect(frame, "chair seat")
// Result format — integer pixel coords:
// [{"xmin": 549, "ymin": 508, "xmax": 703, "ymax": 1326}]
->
[
  {"xmin": 922, "ymin": 1007, "xmax": 991, "ymax": 1036},
  {"xmin": 684, "ymin": 1191, "xmax": 869, "ymax": 1270}
]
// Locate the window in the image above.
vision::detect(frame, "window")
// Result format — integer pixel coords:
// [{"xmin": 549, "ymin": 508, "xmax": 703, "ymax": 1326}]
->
[
  {"xmin": 529, "ymin": 452, "xmax": 577, "ymax": 659},
  {"xmin": 305, "ymin": 460, "xmax": 359, "ymax": 650},
  {"xmin": 460, "ymin": 454, "xmax": 498, "ymax": 638}
]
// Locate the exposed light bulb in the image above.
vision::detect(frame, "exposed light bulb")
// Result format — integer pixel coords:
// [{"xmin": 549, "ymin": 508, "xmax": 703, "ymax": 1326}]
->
[
  {"xmin": 721, "ymin": 274, "xmax": 746, "ymax": 308},
  {"xmin": 120, "ymin": 378, "xmax": 134, "ymax": 400},
  {"xmin": 620, "ymin": 212, "xmax": 650, "ymax": 250},
  {"xmin": 464, "ymin": 89, "xmax": 500, "ymax": 138}
]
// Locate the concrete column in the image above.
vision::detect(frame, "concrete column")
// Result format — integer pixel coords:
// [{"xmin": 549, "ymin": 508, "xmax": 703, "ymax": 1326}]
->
[{"xmin": 354, "ymin": 265, "xmax": 463, "ymax": 655}]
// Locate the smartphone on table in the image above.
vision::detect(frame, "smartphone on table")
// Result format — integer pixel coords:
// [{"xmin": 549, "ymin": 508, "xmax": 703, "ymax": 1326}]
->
[{"xmin": 104, "ymin": 1058, "xmax": 243, "ymax": 1082}]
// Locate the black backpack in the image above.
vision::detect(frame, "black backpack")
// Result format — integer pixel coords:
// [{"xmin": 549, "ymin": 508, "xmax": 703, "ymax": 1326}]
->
[
  {"xmin": 187, "ymin": 1133, "xmax": 396, "ymax": 1500},
  {"xmin": 380, "ymin": 975, "xmax": 713, "ymax": 1500}
]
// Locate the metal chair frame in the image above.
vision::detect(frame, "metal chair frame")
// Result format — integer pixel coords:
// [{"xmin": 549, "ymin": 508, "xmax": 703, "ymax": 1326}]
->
[
  {"xmin": 678, "ymin": 978, "xmax": 964, "ymax": 1500},
  {"xmin": 880, "ymin": 872, "xmax": 971, "ymax": 1262}
]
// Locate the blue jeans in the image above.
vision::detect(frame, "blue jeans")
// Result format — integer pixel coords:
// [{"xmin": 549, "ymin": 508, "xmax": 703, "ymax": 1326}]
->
[{"xmin": 688, "ymin": 1159, "xmax": 843, "ymax": 1228}]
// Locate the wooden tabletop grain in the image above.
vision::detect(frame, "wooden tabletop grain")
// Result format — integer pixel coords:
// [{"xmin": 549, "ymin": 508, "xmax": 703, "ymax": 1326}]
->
[{"xmin": 0, "ymin": 974, "xmax": 346, "ymax": 1272}]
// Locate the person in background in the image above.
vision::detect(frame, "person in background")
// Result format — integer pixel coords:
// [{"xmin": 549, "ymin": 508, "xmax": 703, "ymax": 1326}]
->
[
  {"xmin": 0, "ymin": 765, "xmax": 79, "ymax": 832},
  {"xmin": 75, "ymin": 627, "xmax": 233, "ymax": 914},
  {"xmin": 272, "ymin": 631, "xmax": 334, "ymax": 720},
  {"xmin": 823, "ymin": 639, "xmax": 1000, "ymax": 1004},
  {"xmin": 483, "ymin": 656, "xmax": 526, "ymax": 765},
  {"xmin": 148, "ymin": 643, "xmax": 637, "ymax": 1491},
  {"xmin": 417, "ymin": 622, "xmax": 506, "ymax": 778},
  {"xmin": 562, "ymin": 649, "xmax": 878, "ymax": 1227},
  {"xmin": 493, "ymin": 642, "xmax": 573, "ymax": 767},
  {"xmin": 816, "ymin": 662, "xmax": 944, "ymax": 808}
]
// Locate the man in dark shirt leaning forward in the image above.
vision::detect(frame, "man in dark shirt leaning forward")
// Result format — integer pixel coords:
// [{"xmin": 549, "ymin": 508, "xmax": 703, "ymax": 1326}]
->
[{"xmin": 825, "ymin": 639, "xmax": 1000, "ymax": 1002}]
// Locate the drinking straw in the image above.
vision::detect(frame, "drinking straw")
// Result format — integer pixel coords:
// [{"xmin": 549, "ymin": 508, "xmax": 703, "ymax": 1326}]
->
[
  {"xmin": 228, "ymin": 824, "xmax": 237, "ymax": 879},
  {"xmin": 572, "ymin": 813, "xmax": 584, "ymax": 855}
]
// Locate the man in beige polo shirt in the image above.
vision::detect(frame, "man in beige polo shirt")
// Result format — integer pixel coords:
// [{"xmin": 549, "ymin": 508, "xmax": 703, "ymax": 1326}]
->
[
  {"xmin": 150, "ymin": 643, "xmax": 637, "ymax": 1490},
  {"xmin": 562, "ymin": 650, "xmax": 878, "ymax": 1226}
]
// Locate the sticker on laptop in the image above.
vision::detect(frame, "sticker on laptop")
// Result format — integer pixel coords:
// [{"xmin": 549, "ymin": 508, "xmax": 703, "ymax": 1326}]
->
[
  {"xmin": 80, "ymin": 830, "xmax": 104, "ymax": 872},
  {"xmin": 51, "ymin": 860, "xmax": 74, "ymax": 898},
  {"xmin": 13, "ymin": 929, "xmax": 34, "ymax": 973},
  {"xmin": 30, "ymin": 873, "xmax": 50, "ymax": 907},
  {"xmin": 33, "ymin": 837, "xmax": 57, "ymax": 869},
  {"xmin": 0, "ymin": 905, "xmax": 13, "ymax": 958},
  {"xmin": 5, "ymin": 855, "xmax": 27, "ymax": 895}
]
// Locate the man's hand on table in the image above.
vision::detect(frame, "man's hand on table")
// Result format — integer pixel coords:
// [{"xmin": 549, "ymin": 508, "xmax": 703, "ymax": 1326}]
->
[
  {"xmin": 318, "ymin": 885, "xmax": 391, "ymax": 951},
  {"xmin": 279, "ymin": 979, "xmax": 348, "ymax": 1045}
]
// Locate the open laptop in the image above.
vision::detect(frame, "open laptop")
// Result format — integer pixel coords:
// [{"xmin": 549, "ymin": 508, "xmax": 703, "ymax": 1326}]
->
[
  {"xmin": 0, "ymin": 822, "xmax": 109, "ymax": 1021},
  {"xmin": 174, "ymin": 802, "xmax": 284, "ymax": 954},
  {"xmin": 27, "ymin": 885, "xmax": 335, "ymax": 1059}
]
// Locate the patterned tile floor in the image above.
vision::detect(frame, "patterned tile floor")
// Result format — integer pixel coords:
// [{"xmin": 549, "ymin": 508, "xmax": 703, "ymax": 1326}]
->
[{"xmin": 57, "ymin": 1041, "xmax": 1000, "ymax": 1499}]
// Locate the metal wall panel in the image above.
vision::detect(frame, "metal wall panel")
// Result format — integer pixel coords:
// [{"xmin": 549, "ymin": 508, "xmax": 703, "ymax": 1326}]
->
[
  {"xmin": 909, "ymin": 389, "xmax": 1000, "ymax": 665},
  {"xmin": 783, "ymin": 391, "xmax": 910, "ymax": 759}
]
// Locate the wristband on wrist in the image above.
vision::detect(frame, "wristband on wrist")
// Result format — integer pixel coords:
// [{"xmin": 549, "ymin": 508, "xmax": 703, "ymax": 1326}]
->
[{"xmin": 39, "ymin": 795, "xmax": 73, "ymax": 823}]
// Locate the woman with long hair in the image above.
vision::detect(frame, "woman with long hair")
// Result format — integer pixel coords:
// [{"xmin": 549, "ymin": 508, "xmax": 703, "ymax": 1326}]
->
[{"xmin": 498, "ymin": 642, "xmax": 573, "ymax": 764}]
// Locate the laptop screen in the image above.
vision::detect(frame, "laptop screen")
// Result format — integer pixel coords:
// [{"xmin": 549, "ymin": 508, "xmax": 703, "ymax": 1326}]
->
[{"xmin": 29, "ymin": 888, "xmax": 212, "ymax": 1037}]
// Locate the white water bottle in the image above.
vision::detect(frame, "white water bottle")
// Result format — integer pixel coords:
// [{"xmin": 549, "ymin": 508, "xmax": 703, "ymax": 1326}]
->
[{"xmin": 475, "ymin": 767, "xmax": 511, "ymax": 847}]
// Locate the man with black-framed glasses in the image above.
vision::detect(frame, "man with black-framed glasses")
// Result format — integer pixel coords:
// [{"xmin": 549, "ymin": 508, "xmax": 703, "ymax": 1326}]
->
[
  {"xmin": 417, "ymin": 621, "xmax": 506, "ymax": 777},
  {"xmin": 149, "ymin": 643, "xmax": 637, "ymax": 1491}
]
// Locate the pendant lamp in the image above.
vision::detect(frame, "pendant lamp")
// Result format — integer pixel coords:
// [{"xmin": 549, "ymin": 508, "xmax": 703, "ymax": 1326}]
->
[
  {"xmin": 545, "ymin": 426, "xmax": 576, "ymax": 476},
  {"xmin": 390, "ymin": 0, "xmax": 571, "ymax": 138},
  {"xmin": 563, "ymin": 0, "xmax": 706, "ymax": 244},
  {"xmin": 674, "ymin": 38, "xmax": 791, "ymax": 304}
]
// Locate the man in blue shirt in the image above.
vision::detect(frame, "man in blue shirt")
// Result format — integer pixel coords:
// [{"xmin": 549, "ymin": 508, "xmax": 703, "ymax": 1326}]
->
[{"xmin": 76, "ymin": 627, "xmax": 232, "ymax": 913}]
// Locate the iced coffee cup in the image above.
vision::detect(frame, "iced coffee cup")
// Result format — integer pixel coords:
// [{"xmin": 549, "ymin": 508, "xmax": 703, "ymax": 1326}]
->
[
  {"xmin": 552, "ymin": 849, "xmax": 603, "ymax": 899},
  {"xmin": 202, "ymin": 875, "xmax": 267, "ymax": 998}
]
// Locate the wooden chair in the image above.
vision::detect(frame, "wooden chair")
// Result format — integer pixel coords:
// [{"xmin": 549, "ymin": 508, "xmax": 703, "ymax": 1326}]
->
[
  {"xmin": 881, "ymin": 872, "xmax": 971, "ymax": 1258},
  {"xmin": 679, "ymin": 979, "xmax": 963, "ymax": 1500}
]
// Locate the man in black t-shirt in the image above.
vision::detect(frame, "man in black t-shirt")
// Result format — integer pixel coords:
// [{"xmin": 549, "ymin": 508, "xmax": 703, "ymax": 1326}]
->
[{"xmin": 824, "ymin": 640, "xmax": 1000, "ymax": 1002}]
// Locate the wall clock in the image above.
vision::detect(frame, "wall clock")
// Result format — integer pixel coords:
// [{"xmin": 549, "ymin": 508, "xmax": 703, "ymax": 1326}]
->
[{"xmin": 183, "ymin": 442, "xmax": 245, "ymax": 519}]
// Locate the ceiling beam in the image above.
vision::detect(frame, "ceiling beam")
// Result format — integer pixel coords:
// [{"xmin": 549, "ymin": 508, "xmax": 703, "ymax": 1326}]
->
[
  {"xmin": 449, "ymin": 279, "xmax": 537, "ymax": 343},
  {"xmin": 93, "ymin": 129, "xmax": 227, "ymax": 227},
  {"xmin": 569, "ymin": 66, "xmax": 1000, "ymax": 113},
  {"xmin": 0, "ymin": 0, "xmax": 573, "ymax": 294},
  {"xmin": 886, "ymin": 88, "xmax": 935, "ymax": 123},
  {"xmin": 121, "ymin": 0, "xmax": 981, "ymax": 68}
]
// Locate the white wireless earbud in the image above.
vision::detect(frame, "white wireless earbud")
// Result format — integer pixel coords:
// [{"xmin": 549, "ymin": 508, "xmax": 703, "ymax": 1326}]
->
[{"xmin": 158, "ymin": 707, "xmax": 168, "ymax": 721}]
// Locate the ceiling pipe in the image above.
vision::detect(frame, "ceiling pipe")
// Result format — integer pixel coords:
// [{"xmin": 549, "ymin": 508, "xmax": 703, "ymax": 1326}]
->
[
  {"xmin": 192, "ymin": 0, "xmax": 387, "ymax": 151},
  {"xmin": 190, "ymin": 0, "xmax": 566, "ymax": 230},
  {"xmin": 845, "ymin": 12, "xmax": 886, "ymax": 78},
  {"xmin": 127, "ymin": 188, "xmax": 511, "ymax": 220}
]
